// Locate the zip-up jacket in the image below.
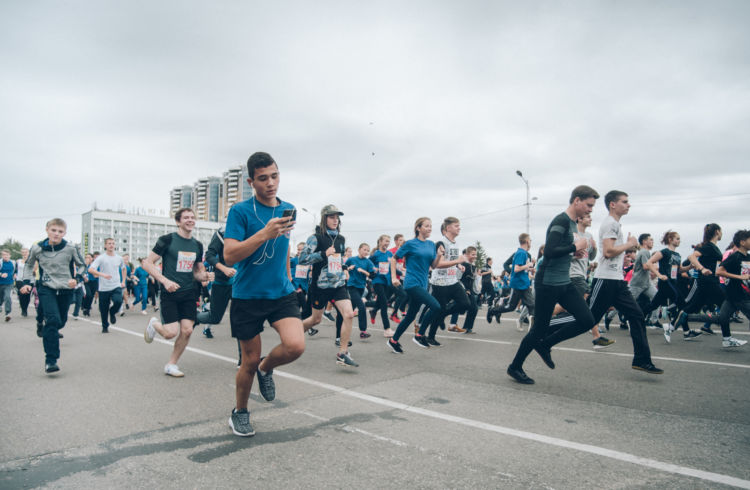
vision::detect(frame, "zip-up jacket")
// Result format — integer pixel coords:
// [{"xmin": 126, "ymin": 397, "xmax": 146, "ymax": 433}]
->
[
  {"xmin": 299, "ymin": 226, "xmax": 346, "ymax": 289},
  {"xmin": 23, "ymin": 238, "xmax": 85, "ymax": 290}
]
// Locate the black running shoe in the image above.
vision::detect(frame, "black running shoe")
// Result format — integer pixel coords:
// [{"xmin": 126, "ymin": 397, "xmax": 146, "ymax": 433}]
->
[
  {"xmin": 37, "ymin": 323, "xmax": 43, "ymax": 337},
  {"xmin": 534, "ymin": 344, "xmax": 555, "ymax": 369},
  {"xmin": 45, "ymin": 362, "xmax": 60, "ymax": 374},
  {"xmin": 699, "ymin": 325, "xmax": 715, "ymax": 335},
  {"xmin": 110, "ymin": 312, "xmax": 117, "ymax": 325},
  {"xmin": 387, "ymin": 338, "xmax": 404, "ymax": 354},
  {"xmin": 426, "ymin": 337, "xmax": 441, "ymax": 347},
  {"xmin": 486, "ymin": 307, "xmax": 494, "ymax": 324},
  {"xmin": 507, "ymin": 365, "xmax": 534, "ymax": 384},
  {"xmin": 203, "ymin": 327, "xmax": 214, "ymax": 338},
  {"xmin": 307, "ymin": 327, "xmax": 318, "ymax": 336},
  {"xmin": 412, "ymin": 335, "xmax": 430, "ymax": 348},
  {"xmin": 632, "ymin": 363, "xmax": 664, "ymax": 374}
]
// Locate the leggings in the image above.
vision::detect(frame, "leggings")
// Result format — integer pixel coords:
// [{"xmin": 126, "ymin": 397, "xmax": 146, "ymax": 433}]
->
[
  {"xmin": 347, "ymin": 286, "xmax": 367, "ymax": 332},
  {"xmin": 392, "ymin": 286, "xmax": 440, "ymax": 343},
  {"xmin": 371, "ymin": 283, "xmax": 391, "ymax": 330}
]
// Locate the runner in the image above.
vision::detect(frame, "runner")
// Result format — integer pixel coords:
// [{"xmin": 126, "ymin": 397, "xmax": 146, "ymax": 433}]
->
[
  {"xmin": 369, "ymin": 234, "xmax": 398, "ymax": 337},
  {"xmin": 388, "ymin": 234, "xmax": 408, "ymax": 322},
  {"xmin": 506, "ymin": 185, "xmax": 599, "ymax": 384},
  {"xmin": 535, "ymin": 190, "xmax": 663, "ymax": 377},
  {"xmin": 489, "ymin": 233, "xmax": 535, "ymax": 332},
  {"xmin": 479, "ymin": 257, "xmax": 496, "ymax": 306},
  {"xmin": 299, "ymin": 205, "xmax": 359, "ymax": 367},
  {"xmin": 290, "ymin": 242, "xmax": 314, "ymax": 334},
  {"xmin": 716, "ymin": 229, "xmax": 750, "ymax": 348},
  {"xmin": 345, "ymin": 243, "xmax": 376, "ymax": 339},
  {"xmin": 14, "ymin": 248, "xmax": 31, "ymax": 317},
  {"xmin": 20, "ymin": 218, "xmax": 85, "ymax": 374},
  {"xmin": 630, "ymin": 233, "xmax": 659, "ymax": 326},
  {"xmin": 88, "ymin": 238, "xmax": 127, "ymax": 334},
  {"xmin": 0, "ymin": 250, "xmax": 14, "ymax": 321},
  {"xmin": 386, "ymin": 217, "xmax": 445, "ymax": 353},
  {"xmin": 196, "ymin": 227, "xmax": 236, "ymax": 339},
  {"xmin": 133, "ymin": 258, "xmax": 150, "ymax": 315},
  {"xmin": 142, "ymin": 208, "xmax": 213, "ymax": 377},
  {"xmin": 449, "ymin": 246, "xmax": 479, "ymax": 334},
  {"xmin": 222, "ymin": 151, "xmax": 305, "ymax": 437}
]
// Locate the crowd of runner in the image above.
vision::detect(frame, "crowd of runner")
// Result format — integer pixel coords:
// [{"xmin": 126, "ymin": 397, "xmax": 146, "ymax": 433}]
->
[{"xmin": 3, "ymin": 152, "xmax": 748, "ymax": 437}]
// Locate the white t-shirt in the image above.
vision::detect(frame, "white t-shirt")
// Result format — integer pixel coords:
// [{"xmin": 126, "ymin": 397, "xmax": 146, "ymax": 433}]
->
[
  {"xmin": 91, "ymin": 253, "xmax": 125, "ymax": 292},
  {"xmin": 430, "ymin": 234, "xmax": 461, "ymax": 287},
  {"xmin": 595, "ymin": 215, "xmax": 625, "ymax": 280}
]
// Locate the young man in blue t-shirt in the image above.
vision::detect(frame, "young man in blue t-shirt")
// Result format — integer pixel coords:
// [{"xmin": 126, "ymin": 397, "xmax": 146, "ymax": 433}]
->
[
  {"xmin": 489, "ymin": 233, "xmax": 536, "ymax": 331},
  {"xmin": 223, "ymin": 152, "xmax": 305, "ymax": 437}
]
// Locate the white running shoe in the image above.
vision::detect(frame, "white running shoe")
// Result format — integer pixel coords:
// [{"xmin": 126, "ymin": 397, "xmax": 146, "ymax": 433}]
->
[
  {"xmin": 663, "ymin": 323, "xmax": 674, "ymax": 343},
  {"xmin": 722, "ymin": 337, "xmax": 747, "ymax": 348},
  {"xmin": 515, "ymin": 318, "xmax": 523, "ymax": 332},
  {"xmin": 141, "ymin": 310, "xmax": 147, "ymax": 315},
  {"xmin": 144, "ymin": 317, "xmax": 157, "ymax": 343},
  {"xmin": 164, "ymin": 363, "xmax": 184, "ymax": 377}
]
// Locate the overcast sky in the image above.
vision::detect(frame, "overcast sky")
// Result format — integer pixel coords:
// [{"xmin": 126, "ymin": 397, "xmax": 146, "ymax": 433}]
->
[{"xmin": 1, "ymin": 1, "xmax": 748, "ymax": 262}]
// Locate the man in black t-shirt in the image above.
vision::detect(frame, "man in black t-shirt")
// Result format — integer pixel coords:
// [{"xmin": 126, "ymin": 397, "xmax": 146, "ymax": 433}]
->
[
  {"xmin": 716, "ymin": 230, "xmax": 750, "ymax": 348},
  {"xmin": 142, "ymin": 208, "xmax": 213, "ymax": 377}
]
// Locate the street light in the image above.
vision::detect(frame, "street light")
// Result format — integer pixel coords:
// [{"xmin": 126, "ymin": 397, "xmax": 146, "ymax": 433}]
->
[{"xmin": 516, "ymin": 170, "xmax": 530, "ymax": 234}]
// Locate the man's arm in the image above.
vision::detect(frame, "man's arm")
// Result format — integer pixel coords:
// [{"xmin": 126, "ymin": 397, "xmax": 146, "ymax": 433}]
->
[
  {"xmin": 601, "ymin": 234, "xmax": 637, "ymax": 259},
  {"xmin": 142, "ymin": 251, "xmax": 180, "ymax": 293},
  {"xmin": 224, "ymin": 216, "xmax": 294, "ymax": 266}
]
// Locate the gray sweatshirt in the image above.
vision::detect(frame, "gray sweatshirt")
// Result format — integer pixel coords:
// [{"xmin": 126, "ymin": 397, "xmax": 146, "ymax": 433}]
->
[{"xmin": 23, "ymin": 239, "xmax": 85, "ymax": 290}]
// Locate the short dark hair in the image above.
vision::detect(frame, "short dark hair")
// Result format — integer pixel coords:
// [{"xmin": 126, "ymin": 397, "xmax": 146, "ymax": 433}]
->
[
  {"xmin": 174, "ymin": 207, "xmax": 194, "ymax": 222},
  {"xmin": 247, "ymin": 152, "xmax": 276, "ymax": 179},
  {"xmin": 569, "ymin": 185, "xmax": 600, "ymax": 204},
  {"xmin": 638, "ymin": 233, "xmax": 651, "ymax": 245},
  {"xmin": 604, "ymin": 190, "xmax": 628, "ymax": 210},
  {"xmin": 732, "ymin": 229, "xmax": 750, "ymax": 248}
]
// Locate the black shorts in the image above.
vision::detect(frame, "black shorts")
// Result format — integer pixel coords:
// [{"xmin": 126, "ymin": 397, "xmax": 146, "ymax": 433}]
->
[
  {"xmin": 160, "ymin": 288, "xmax": 198, "ymax": 324},
  {"xmin": 570, "ymin": 276, "xmax": 590, "ymax": 297},
  {"xmin": 309, "ymin": 285, "xmax": 350, "ymax": 310},
  {"xmin": 231, "ymin": 292, "xmax": 301, "ymax": 340}
]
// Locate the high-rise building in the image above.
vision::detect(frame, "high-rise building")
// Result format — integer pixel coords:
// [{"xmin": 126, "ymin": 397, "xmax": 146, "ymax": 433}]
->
[
  {"xmin": 192, "ymin": 176, "xmax": 221, "ymax": 222},
  {"xmin": 169, "ymin": 185, "xmax": 193, "ymax": 218},
  {"xmin": 220, "ymin": 165, "xmax": 253, "ymax": 220},
  {"xmin": 81, "ymin": 209, "xmax": 221, "ymax": 260}
]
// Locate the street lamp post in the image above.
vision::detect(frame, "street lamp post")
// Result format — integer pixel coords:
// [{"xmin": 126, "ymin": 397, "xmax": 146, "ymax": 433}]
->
[{"xmin": 516, "ymin": 170, "xmax": 530, "ymax": 235}]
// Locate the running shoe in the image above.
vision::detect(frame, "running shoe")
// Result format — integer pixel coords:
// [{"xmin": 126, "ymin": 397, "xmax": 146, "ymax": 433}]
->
[
  {"xmin": 515, "ymin": 318, "xmax": 523, "ymax": 332},
  {"xmin": 360, "ymin": 331, "xmax": 371, "ymax": 339},
  {"xmin": 390, "ymin": 314, "xmax": 401, "ymax": 324},
  {"xmin": 603, "ymin": 314, "xmax": 612, "ymax": 332},
  {"xmin": 334, "ymin": 338, "xmax": 352, "ymax": 347},
  {"xmin": 307, "ymin": 327, "xmax": 319, "ymax": 336},
  {"xmin": 683, "ymin": 330, "xmax": 703, "ymax": 341},
  {"xmin": 383, "ymin": 328, "xmax": 394, "ymax": 338},
  {"xmin": 426, "ymin": 337, "xmax": 441, "ymax": 347},
  {"xmin": 448, "ymin": 325, "xmax": 466, "ymax": 333},
  {"xmin": 45, "ymin": 362, "xmax": 60, "ymax": 374},
  {"xmin": 663, "ymin": 323, "xmax": 674, "ymax": 343},
  {"xmin": 722, "ymin": 337, "xmax": 747, "ymax": 348},
  {"xmin": 164, "ymin": 363, "xmax": 184, "ymax": 377},
  {"xmin": 632, "ymin": 363, "xmax": 664, "ymax": 374},
  {"xmin": 534, "ymin": 344, "xmax": 555, "ymax": 369},
  {"xmin": 323, "ymin": 311, "xmax": 335, "ymax": 322},
  {"xmin": 507, "ymin": 365, "xmax": 534, "ymax": 384},
  {"xmin": 486, "ymin": 307, "xmax": 494, "ymax": 324},
  {"xmin": 463, "ymin": 329, "xmax": 475, "ymax": 335},
  {"xmin": 229, "ymin": 408, "xmax": 255, "ymax": 437},
  {"xmin": 145, "ymin": 317, "xmax": 157, "ymax": 343},
  {"xmin": 110, "ymin": 312, "xmax": 117, "ymax": 325},
  {"xmin": 58, "ymin": 331, "xmax": 63, "ymax": 338},
  {"xmin": 256, "ymin": 357, "xmax": 275, "ymax": 401},
  {"xmin": 592, "ymin": 337, "xmax": 615, "ymax": 350},
  {"xmin": 37, "ymin": 323, "xmax": 43, "ymax": 338},
  {"xmin": 101, "ymin": 327, "xmax": 108, "ymax": 334},
  {"xmin": 203, "ymin": 327, "xmax": 214, "ymax": 339},
  {"xmin": 141, "ymin": 310, "xmax": 147, "ymax": 315},
  {"xmin": 412, "ymin": 335, "xmax": 430, "ymax": 348},
  {"xmin": 387, "ymin": 338, "xmax": 403, "ymax": 353},
  {"xmin": 700, "ymin": 325, "xmax": 715, "ymax": 335},
  {"xmin": 72, "ymin": 315, "xmax": 78, "ymax": 321},
  {"xmin": 495, "ymin": 312, "xmax": 502, "ymax": 324},
  {"xmin": 336, "ymin": 351, "xmax": 359, "ymax": 367},
  {"xmin": 369, "ymin": 309, "xmax": 376, "ymax": 325}
]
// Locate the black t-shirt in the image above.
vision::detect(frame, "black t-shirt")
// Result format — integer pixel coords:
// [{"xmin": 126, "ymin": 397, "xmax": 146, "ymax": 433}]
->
[
  {"xmin": 480, "ymin": 265, "xmax": 492, "ymax": 284},
  {"xmin": 152, "ymin": 232, "xmax": 204, "ymax": 295},
  {"xmin": 657, "ymin": 248, "xmax": 682, "ymax": 281},
  {"xmin": 696, "ymin": 242, "xmax": 722, "ymax": 282},
  {"xmin": 460, "ymin": 262, "xmax": 475, "ymax": 291},
  {"xmin": 720, "ymin": 250, "xmax": 750, "ymax": 302}
]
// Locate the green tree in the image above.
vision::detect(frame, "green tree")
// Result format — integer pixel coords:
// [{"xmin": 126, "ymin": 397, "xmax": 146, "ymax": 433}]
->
[
  {"xmin": 474, "ymin": 240, "xmax": 488, "ymax": 269},
  {"xmin": 0, "ymin": 238, "xmax": 24, "ymax": 260}
]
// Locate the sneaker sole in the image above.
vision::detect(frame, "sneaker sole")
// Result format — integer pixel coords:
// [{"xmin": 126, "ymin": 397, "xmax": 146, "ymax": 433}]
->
[
  {"xmin": 592, "ymin": 343, "xmax": 614, "ymax": 350},
  {"xmin": 228, "ymin": 417, "xmax": 255, "ymax": 437},
  {"xmin": 336, "ymin": 359, "xmax": 359, "ymax": 367},
  {"xmin": 165, "ymin": 370, "xmax": 184, "ymax": 377},
  {"xmin": 632, "ymin": 366, "xmax": 663, "ymax": 374},
  {"xmin": 411, "ymin": 338, "xmax": 429, "ymax": 348}
]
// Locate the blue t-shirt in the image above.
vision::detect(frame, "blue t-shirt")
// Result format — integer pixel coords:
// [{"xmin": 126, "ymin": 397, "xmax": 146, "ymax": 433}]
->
[
  {"xmin": 346, "ymin": 256, "xmax": 375, "ymax": 289},
  {"xmin": 509, "ymin": 248, "xmax": 531, "ymax": 290},
  {"xmin": 134, "ymin": 266, "xmax": 150, "ymax": 285},
  {"xmin": 369, "ymin": 249, "xmax": 393, "ymax": 285},
  {"xmin": 396, "ymin": 238, "xmax": 436, "ymax": 290},
  {"xmin": 225, "ymin": 197, "xmax": 295, "ymax": 300},
  {"xmin": 290, "ymin": 256, "xmax": 309, "ymax": 292},
  {"xmin": 0, "ymin": 260, "xmax": 14, "ymax": 285}
]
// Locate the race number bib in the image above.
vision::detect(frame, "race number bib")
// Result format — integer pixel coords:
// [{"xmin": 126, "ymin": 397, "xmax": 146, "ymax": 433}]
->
[
  {"xmin": 741, "ymin": 261, "xmax": 750, "ymax": 277},
  {"xmin": 715, "ymin": 261, "xmax": 721, "ymax": 275},
  {"xmin": 378, "ymin": 262, "xmax": 389, "ymax": 275},
  {"xmin": 295, "ymin": 264, "xmax": 309, "ymax": 279},
  {"xmin": 328, "ymin": 253, "xmax": 342, "ymax": 274},
  {"xmin": 176, "ymin": 251, "xmax": 196, "ymax": 273},
  {"xmin": 670, "ymin": 264, "xmax": 678, "ymax": 280}
]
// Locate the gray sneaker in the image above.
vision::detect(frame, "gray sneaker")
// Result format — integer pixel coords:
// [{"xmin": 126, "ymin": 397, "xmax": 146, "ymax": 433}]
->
[
  {"xmin": 256, "ymin": 357, "xmax": 275, "ymax": 401},
  {"xmin": 229, "ymin": 408, "xmax": 255, "ymax": 437},
  {"xmin": 336, "ymin": 351, "xmax": 359, "ymax": 367}
]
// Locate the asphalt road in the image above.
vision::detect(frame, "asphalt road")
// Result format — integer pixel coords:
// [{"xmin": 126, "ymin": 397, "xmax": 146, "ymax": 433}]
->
[{"xmin": 1, "ymin": 299, "xmax": 749, "ymax": 489}]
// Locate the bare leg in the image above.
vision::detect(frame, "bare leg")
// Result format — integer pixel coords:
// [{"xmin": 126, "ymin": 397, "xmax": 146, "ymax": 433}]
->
[
  {"xmin": 168, "ymin": 319, "xmax": 194, "ymax": 365},
  {"xmin": 333, "ymin": 299, "xmax": 355, "ymax": 354},
  {"xmin": 302, "ymin": 309, "xmax": 324, "ymax": 331},
  {"xmin": 236, "ymin": 336, "xmax": 261, "ymax": 410},
  {"xmin": 259, "ymin": 317, "xmax": 305, "ymax": 372}
]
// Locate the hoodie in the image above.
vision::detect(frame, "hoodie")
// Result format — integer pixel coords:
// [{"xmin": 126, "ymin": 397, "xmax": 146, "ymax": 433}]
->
[{"xmin": 23, "ymin": 239, "xmax": 85, "ymax": 290}]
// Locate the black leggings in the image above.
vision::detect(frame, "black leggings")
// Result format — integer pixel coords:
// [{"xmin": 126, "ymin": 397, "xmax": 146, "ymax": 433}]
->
[
  {"xmin": 428, "ymin": 283, "xmax": 470, "ymax": 337},
  {"xmin": 371, "ymin": 283, "xmax": 391, "ymax": 329}
]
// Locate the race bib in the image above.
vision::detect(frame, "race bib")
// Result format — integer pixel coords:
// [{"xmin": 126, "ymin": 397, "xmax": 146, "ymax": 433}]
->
[
  {"xmin": 295, "ymin": 264, "xmax": 309, "ymax": 279},
  {"xmin": 715, "ymin": 261, "xmax": 720, "ymax": 275},
  {"xmin": 176, "ymin": 251, "xmax": 196, "ymax": 273},
  {"xmin": 741, "ymin": 261, "xmax": 750, "ymax": 277},
  {"xmin": 328, "ymin": 253, "xmax": 342, "ymax": 274},
  {"xmin": 446, "ymin": 267, "xmax": 457, "ymax": 276},
  {"xmin": 378, "ymin": 262, "xmax": 389, "ymax": 275},
  {"xmin": 670, "ymin": 264, "xmax": 678, "ymax": 280}
]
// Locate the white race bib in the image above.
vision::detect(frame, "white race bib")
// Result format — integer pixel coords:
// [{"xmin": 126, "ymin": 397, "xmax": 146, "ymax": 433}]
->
[
  {"xmin": 670, "ymin": 264, "xmax": 678, "ymax": 280},
  {"xmin": 741, "ymin": 261, "xmax": 750, "ymax": 277},
  {"xmin": 176, "ymin": 251, "xmax": 196, "ymax": 273},
  {"xmin": 378, "ymin": 262, "xmax": 389, "ymax": 275},
  {"xmin": 295, "ymin": 264, "xmax": 309, "ymax": 279},
  {"xmin": 328, "ymin": 254, "xmax": 342, "ymax": 274}
]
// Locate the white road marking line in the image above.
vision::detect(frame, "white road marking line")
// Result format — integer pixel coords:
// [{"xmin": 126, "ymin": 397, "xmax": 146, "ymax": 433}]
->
[
  {"xmin": 69, "ymin": 314, "xmax": 750, "ymax": 488},
  {"xmin": 294, "ymin": 410, "xmax": 411, "ymax": 448}
]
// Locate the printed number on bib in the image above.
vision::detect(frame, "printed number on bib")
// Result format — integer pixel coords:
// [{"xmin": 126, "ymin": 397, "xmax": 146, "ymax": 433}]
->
[
  {"xmin": 328, "ymin": 254, "xmax": 342, "ymax": 274},
  {"xmin": 670, "ymin": 264, "xmax": 678, "ymax": 280},
  {"xmin": 295, "ymin": 264, "xmax": 309, "ymax": 279},
  {"xmin": 741, "ymin": 261, "xmax": 750, "ymax": 277},
  {"xmin": 378, "ymin": 262, "xmax": 389, "ymax": 275},
  {"xmin": 177, "ymin": 251, "xmax": 196, "ymax": 273}
]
